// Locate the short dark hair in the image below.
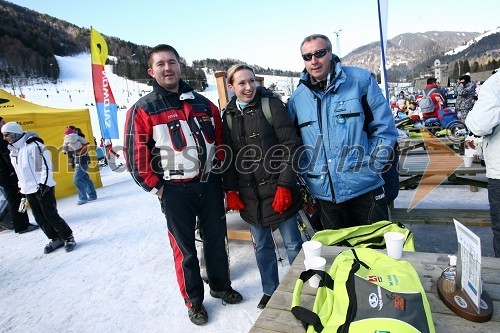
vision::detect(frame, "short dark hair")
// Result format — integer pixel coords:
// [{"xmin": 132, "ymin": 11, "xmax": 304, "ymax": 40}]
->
[
  {"xmin": 459, "ymin": 74, "xmax": 471, "ymax": 84},
  {"xmin": 147, "ymin": 44, "xmax": 180, "ymax": 68},
  {"xmin": 0, "ymin": 116, "xmax": 3, "ymax": 122},
  {"xmin": 300, "ymin": 34, "xmax": 333, "ymax": 52},
  {"xmin": 427, "ymin": 77, "xmax": 437, "ymax": 85}
]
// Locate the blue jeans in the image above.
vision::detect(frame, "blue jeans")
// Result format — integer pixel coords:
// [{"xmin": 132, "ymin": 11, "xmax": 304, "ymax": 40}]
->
[
  {"xmin": 250, "ymin": 216, "xmax": 303, "ymax": 295},
  {"xmin": 74, "ymin": 159, "xmax": 97, "ymax": 202}
]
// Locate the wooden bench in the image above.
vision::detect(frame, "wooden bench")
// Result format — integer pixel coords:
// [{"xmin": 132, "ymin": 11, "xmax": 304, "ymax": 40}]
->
[{"xmin": 391, "ymin": 208, "xmax": 491, "ymax": 227}]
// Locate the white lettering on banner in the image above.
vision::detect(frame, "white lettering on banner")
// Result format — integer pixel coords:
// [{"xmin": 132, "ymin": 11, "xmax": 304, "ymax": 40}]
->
[{"xmin": 101, "ymin": 70, "xmax": 112, "ymax": 129}]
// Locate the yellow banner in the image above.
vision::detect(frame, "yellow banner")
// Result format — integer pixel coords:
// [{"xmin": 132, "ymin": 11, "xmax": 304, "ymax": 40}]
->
[{"xmin": 90, "ymin": 27, "xmax": 108, "ymax": 66}]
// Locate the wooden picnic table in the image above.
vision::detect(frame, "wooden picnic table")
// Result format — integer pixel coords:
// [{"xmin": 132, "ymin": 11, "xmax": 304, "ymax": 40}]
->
[
  {"xmin": 250, "ymin": 246, "xmax": 500, "ymax": 333},
  {"xmin": 398, "ymin": 153, "xmax": 487, "ymax": 191},
  {"xmin": 398, "ymin": 136, "xmax": 464, "ymax": 155}
]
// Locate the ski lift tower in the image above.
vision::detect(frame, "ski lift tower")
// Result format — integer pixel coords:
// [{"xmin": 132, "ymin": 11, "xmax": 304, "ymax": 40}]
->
[
  {"xmin": 333, "ymin": 29, "xmax": 342, "ymax": 58},
  {"xmin": 428, "ymin": 59, "xmax": 449, "ymax": 85}
]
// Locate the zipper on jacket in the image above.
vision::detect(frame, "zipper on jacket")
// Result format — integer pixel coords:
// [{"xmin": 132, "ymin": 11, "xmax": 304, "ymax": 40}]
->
[
  {"xmin": 316, "ymin": 96, "xmax": 336, "ymax": 203},
  {"xmin": 237, "ymin": 109, "xmax": 264, "ymax": 224}
]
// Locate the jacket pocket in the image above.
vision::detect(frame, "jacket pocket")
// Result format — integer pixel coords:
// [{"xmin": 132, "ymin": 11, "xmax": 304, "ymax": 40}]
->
[
  {"xmin": 196, "ymin": 116, "xmax": 216, "ymax": 143},
  {"xmin": 167, "ymin": 120, "xmax": 187, "ymax": 151},
  {"xmin": 334, "ymin": 98, "xmax": 364, "ymax": 124}
]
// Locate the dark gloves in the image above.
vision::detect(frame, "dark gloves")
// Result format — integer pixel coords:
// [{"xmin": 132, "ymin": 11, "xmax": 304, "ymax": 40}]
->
[
  {"xmin": 272, "ymin": 186, "xmax": 292, "ymax": 214},
  {"xmin": 226, "ymin": 190, "xmax": 246, "ymax": 211}
]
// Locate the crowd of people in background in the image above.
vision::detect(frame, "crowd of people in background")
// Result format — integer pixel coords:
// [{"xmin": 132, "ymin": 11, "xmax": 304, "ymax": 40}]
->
[{"xmin": 389, "ymin": 74, "xmax": 482, "ymax": 124}]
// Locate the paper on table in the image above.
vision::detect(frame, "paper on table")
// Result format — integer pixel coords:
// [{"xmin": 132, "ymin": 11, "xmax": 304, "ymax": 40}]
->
[{"xmin": 454, "ymin": 219, "xmax": 482, "ymax": 314}]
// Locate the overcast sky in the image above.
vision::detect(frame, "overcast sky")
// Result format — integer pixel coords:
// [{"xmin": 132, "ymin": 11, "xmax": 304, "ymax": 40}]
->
[{"xmin": 6, "ymin": 0, "xmax": 500, "ymax": 71}]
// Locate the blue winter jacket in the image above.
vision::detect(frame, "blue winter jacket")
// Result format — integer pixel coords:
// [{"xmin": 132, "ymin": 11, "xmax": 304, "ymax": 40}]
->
[{"xmin": 288, "ymin": 60, "xmax": 397, "ymax": 203}]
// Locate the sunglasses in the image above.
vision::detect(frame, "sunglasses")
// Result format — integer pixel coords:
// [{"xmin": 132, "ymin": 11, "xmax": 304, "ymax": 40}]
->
[{"xmin": 301, "ymin": 48, "xmax": 328, "ymax": 61}]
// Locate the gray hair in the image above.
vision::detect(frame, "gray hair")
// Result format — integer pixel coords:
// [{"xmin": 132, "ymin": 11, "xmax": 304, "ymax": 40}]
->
[{"xmin": 300, "ymin": 34, "xmax": 333, "ymax": 52}]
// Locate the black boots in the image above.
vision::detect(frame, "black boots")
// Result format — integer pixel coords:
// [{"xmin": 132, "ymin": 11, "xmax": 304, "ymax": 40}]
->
[
  {"xmin": 209, "ymin": 286, "xmax": 243, "ymax": 305},
  {"xmin": 257, "ymin": 294, "xmax": 271, "ymax": 309},
  {"xmin": 44, "ymin": 238, "xmax": 64, "ymax": 254},
  {"xmin": 188, "ymin": 303, "xmax": 208, "ymax": 326},
  {"xmin": 64, "ymin": 235, "xmax": 76, "ymax": 252},
  {"xmin": 43, "ymin": 235, "xmax": 76, "ymax": 254}
]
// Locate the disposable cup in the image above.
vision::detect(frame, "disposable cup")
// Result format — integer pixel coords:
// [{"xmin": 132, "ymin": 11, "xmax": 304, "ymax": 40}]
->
[
  {"xmin": 304, "ymin": 256, "xmax": 326, "ymax": 288},
  {"xmin": 384, "ymin": 232, "xmax": 405, "ymax": 259},
  {"xmin": 463, "ymin": 156, "xmax": 474, "ymax": 168},
  {"xmin": 302, "ymin": 240, "xmax": 322, "ymax": 259}
]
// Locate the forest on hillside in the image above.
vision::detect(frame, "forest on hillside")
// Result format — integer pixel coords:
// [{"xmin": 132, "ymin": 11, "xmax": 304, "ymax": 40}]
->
[{"xmin": 0, "ymin": 1, "xmax": 299, "ymax": 92}]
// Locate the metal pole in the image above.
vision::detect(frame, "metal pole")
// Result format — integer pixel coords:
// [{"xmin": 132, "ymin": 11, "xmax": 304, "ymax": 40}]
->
[
  {"xmin": 270, "ymin": 230, "xmax": 284, "ymax": 267},
  {"xmin": 333, "ymin": 29, "xmax": 342, "ymax": 57}
]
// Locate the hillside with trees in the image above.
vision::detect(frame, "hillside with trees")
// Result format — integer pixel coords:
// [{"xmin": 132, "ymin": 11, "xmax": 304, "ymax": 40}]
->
[{"xmin": 0, "ymin": 1, "xmax": 299, "ymax": 92}]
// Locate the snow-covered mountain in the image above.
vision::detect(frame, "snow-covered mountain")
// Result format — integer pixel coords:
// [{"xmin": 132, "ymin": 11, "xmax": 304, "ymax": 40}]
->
[
  {"xmin": 342, "ymin": 28, "xmax": 500, "ymax": 79},
  {"xmin": 445, "ymin": 26, "xmax": 500, "ymax": 56}
]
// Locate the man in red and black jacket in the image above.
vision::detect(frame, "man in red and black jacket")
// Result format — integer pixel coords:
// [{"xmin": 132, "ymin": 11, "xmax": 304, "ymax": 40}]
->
[
  {"xmin": 123, "ymin": 44, "xmax": 242, "ymax": 326},
  {"xmin": 417, "ymin": 77, "xmax": 445, "ymax": 119}
]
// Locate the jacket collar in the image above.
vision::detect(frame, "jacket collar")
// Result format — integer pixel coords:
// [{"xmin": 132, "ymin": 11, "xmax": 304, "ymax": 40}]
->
[
  {"xmin": 152, "ymin": 79, "xmax": 195, "ymax": 100},
  {"xmin": 299, "ymin": 57, "xmax": 345, "ymax": 93},
  {"xmin": 10, "ymin": 132, "xmax": 43, "ymax": 150}
]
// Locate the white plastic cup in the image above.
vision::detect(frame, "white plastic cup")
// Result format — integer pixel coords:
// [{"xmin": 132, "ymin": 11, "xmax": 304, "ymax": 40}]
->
[
  {"xmin": 304, "ymin": 256, "xmax": 326, "ymax": 288},
  {"xmin": 384, "ymin": 232, "xmax": 405, "ymax": 259},
  {"xmin": 302, "ymin": 240, "xmax": 322, "ymax": 259},
  {"xmin": 463, "ymin": 156, "xmax": 474, "ymax": 167}
]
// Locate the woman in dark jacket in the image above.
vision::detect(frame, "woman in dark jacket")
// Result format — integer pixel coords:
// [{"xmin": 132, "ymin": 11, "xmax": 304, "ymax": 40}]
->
[{"xmin": 222, "ymin": 64, "xmax": 303, "ymax": 309}]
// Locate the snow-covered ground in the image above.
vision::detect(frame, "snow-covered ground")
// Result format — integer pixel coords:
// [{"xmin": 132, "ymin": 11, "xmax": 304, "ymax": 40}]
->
[{"xmin": 0, "ymin": 54, "xmax": 493, "ymax": 332}]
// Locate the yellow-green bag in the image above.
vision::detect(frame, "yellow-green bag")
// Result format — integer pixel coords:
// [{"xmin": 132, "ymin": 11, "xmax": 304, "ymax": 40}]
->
[
  {"xmin": 311, "ymin": 220, "xmax": 415, "ymax": 252},
  {"xmin": 291, "ymin": 248, "xmax": 435, "ymax": 333}
]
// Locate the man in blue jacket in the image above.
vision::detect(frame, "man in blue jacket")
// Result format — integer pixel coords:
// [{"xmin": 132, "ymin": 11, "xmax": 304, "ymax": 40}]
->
[{"xmin": 288, "ymin": 34, "xmax": 398, "ymax": 230}]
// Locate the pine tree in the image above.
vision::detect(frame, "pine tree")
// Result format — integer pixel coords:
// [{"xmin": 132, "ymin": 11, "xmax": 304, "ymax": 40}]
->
[{"xmin": 462, "ymin": 60, "xmax": 471, "ymax": 74}]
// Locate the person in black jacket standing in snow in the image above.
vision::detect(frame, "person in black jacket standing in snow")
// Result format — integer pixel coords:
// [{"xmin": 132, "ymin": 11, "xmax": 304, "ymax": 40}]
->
[
  {"xmin": 222, "ymin": 64, "xmax": 303, "ymax": 309},
  {"xmin": 0, "ymin": 116, "xmax": 38, "ymax": 234}
]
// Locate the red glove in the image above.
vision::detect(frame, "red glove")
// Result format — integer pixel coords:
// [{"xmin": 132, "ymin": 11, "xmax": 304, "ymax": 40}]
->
[
  {"xmin": 226, "ymin": 190, "xmax": 246, "ymax": 211},
  {"xmin": 272, "ymin": 186, "xmax": 292, "ymax": 214}
]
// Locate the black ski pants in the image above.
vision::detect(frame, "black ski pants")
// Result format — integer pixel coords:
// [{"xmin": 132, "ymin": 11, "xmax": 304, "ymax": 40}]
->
[
  {"xmin": 160, "ymin": 173, "xmax": 231, "ymax": 307},
  {"xmin": 488, "ymin": 178, "xmax": 500, "ymax": 257},
  {"xmin": 0, "ymin": 175, "xmax": 30, "ymax": 232},
  {"xmin": 318, "ymin": 186, "xmax": 389, "ymax": 229},
  {"xmin": 27, "ymin": 186, "xmax": 72, "ymax": 240}
]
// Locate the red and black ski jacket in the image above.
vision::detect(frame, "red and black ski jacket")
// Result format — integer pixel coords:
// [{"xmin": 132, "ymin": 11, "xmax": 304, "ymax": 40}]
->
[{"xmin": 124, "ymin": 80, "xmax": 223, "ymax": 194}]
